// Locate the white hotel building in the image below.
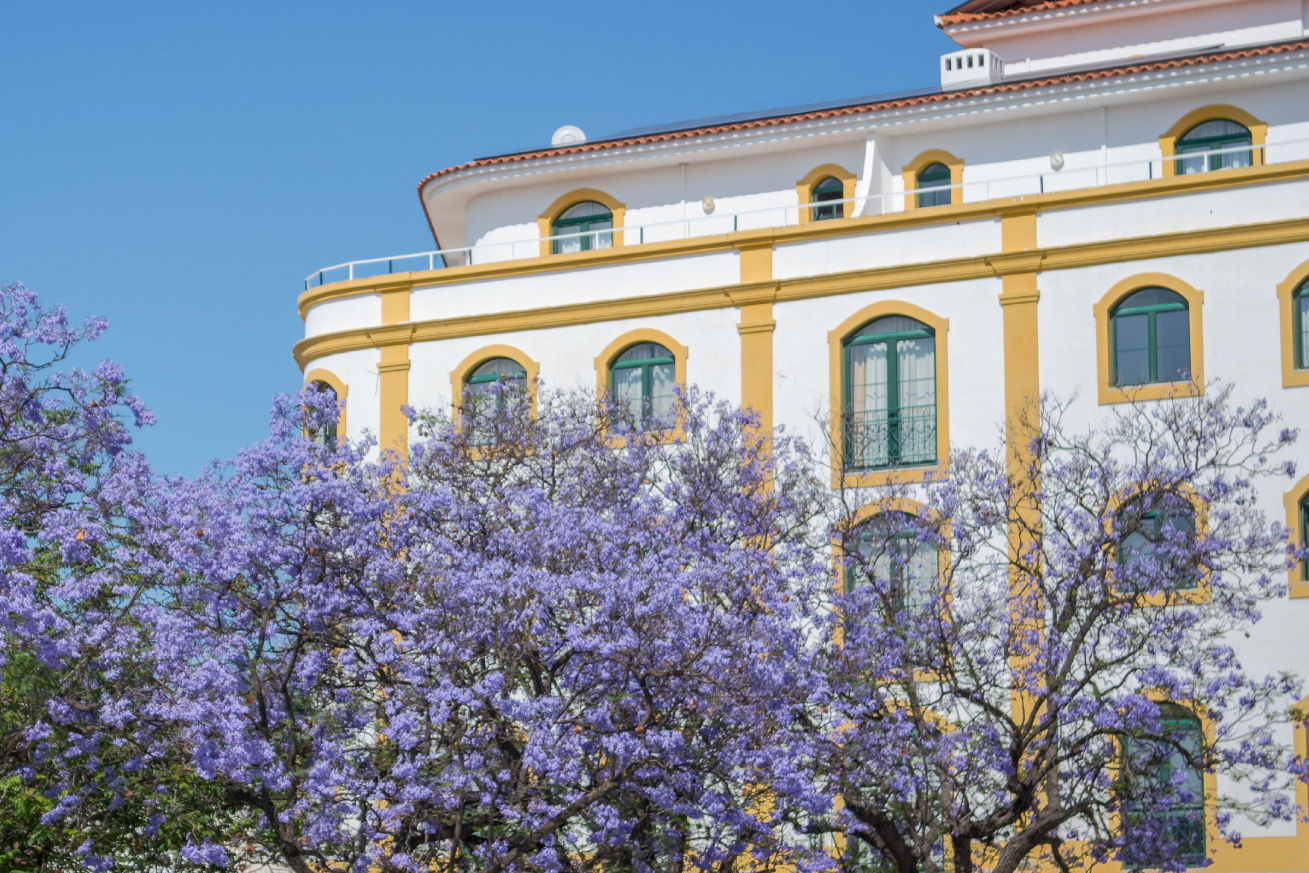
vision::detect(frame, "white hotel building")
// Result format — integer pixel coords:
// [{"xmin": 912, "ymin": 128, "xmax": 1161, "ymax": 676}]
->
[{"xmin": 296, "ymin": 0, "xmax": 1309, "ymax": 867}]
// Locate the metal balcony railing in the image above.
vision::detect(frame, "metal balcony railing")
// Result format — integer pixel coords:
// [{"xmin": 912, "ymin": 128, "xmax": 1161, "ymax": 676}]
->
[
  {"xmin": 844, "ymin": 405, "xmax": 938, "ymax": 471},
  {"xmin": 304, "ymin": 139, "xmax": 1309, "ymax": 290}
]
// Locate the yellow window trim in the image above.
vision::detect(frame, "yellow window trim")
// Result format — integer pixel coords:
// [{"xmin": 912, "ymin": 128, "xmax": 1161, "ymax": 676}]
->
[
  {"xmin": 902, "ymin": 149, "xmax": 964, "ymax": 211},
  {"xmin": 448, "ymin": 344, "xmax": 541, "ymax": 433},
  {"xmin": 1160, "ymin": 105, "xmax": 1268, "ymax": 177},
  {"xmin": 827, "ymin": 300, "xmax": 950, "ymax": 489},
  {"xmin": 1281, "ymin": 473, "xmax": 1309, "ymax": 600},
  {"xmin": 795, "ymin": 163, "xmax": 857, "ymax": 225},
  {"xmin": 304, "ymin": 368, "xmax": 348, "ymax": 440},
  {"xmin": 1277, "ymin": 258, "xmax": 1309, "ymax": 388},
  {"xmin": 1093, "ymin": 272, "xmax": 1205, "ymax": 406},
  {"xmin": 537, "ymin": 188, "xmax": 626, "ymax": 257},
  {"xmin": 593, "ymin": 328, "xmax": 689, "ymax": 445},
  {"xmin": 1293, "ymin": 694, "xmax": 1309, "ymax": 847}
]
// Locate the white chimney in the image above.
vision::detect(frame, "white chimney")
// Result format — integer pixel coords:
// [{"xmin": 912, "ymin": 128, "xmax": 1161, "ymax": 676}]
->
[{"xmin": 941, "ymin": 48, "xmax": 1004, "ymax": 90}]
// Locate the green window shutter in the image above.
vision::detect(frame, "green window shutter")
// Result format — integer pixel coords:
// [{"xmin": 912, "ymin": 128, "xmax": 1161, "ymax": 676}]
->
[
  {"xmin": 1110, "ymin": 288, "xmax": 1190, "ymax": 387},
  {"xmin": 552, "ymin": 201, "xmax": 614, "ymax": 254},
  {"xmin": 1123, "ymin": 705, "xmax": 1206, "ymax": 867},
  {"xmin": 916, "ymin": 162, "xmax": 952, "ymax": 209},
  {"xmin": 310, "ymin": 381, "xmax": 339, "ymax": 446},
  {"xmin": 1175, "ymin": 119, "xmax": 1253, "ymax": 174},
  {"xmin": 843, "ymin": 316, "xmax": 936, "ymax": 472},
  {"xmin": 465, "ymin": 357, "xmax": 528, "ymax": 442},
  {"xmin": 1301, "ymin": 497, "xmax": 1309, "ymax": 581},
  {"xmin": 1116, "ymin": 505, "xmax": 1199, "ymax": 591},
  {"xmin": 1296, "ymin": 281, "xmax": 1309, "ymax": 370},
  {"xmin": 812, "ymin": 176, "xmax": 845, "ymax": 221},
  {"xmin": 610, "ymin": 342, "xmax": 675, "ymax": 431}
]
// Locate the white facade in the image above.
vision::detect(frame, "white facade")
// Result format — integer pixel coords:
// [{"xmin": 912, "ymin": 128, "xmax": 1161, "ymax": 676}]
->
[{"xmin": 296, "ymin": 1, "xmax": 1309, "ymax": 864}]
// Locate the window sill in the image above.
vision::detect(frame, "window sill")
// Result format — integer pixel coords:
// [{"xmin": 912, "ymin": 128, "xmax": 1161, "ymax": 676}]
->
[
  {"xmin": 835, "ymin": 461, "xmax": 948, "ymax": 490},
  {"xmin": 1098, "ymin": 380, "xmax": 1202, "ymax": 406},
  {"xmin": 1137, "ymin": 586, "xmax": 1211, "ymax": 607}
]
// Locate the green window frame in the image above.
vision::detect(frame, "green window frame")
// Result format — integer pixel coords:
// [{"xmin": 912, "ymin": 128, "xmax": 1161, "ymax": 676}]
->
[
  {"xmin": 610, "ymin": 342, "xmax": 675, "ymax": 431},
  {"xmin": 1110, "ymin": 288, "xmax": 1191, "ymax": 387},
  {"xmin": 1117, "ymin": 505, "xmax": 1199, "ymax": 591},
  {"xmin": 843, "ymin": 316, "xmax": 937, "ymax": 471},
  {"xmin": 1300, "ymin": 496, "xmax": 1309, "ymax": 582},
  {"xmin": 812, "ymin": 176, "xmax": 845, "ymax": 221},
  {"xmin": 917, "ymin": 162, "xmax": 952, "ymax": 208},
  {"xmin": 1294, "ymin": 280, "xmax": 1309, "ymax": 370},
  {"xmin": 310, "ymin": 381, "xmax": 338, "ymax": 446},
  {"xmin": 845, "ymin": 512, "xmax": 938, "ymax": 614},
  {"xmin": 464, "ymin": 357, "xmax": 528, "ymax": 441},
  {"xmin": 1175, "ymin": 119, "xmax": 1253, "ymax": 175},
  {"xmin": 1123, "ymin": 704, "xmax": 1206, "ymax": 868},
  {"xmin": 551, "ymin": 201, "xmax": 613, "ymax": 254}
]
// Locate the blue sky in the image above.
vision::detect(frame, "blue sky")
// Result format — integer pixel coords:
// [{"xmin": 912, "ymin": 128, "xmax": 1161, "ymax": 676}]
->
[{"xmin": 0, "ymin": 1, "xmax": 958, "ymax": 475}]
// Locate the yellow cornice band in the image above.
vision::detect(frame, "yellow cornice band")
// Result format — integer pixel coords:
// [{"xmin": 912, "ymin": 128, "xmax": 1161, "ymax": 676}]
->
[{"xmin": 295, "ymin": 214, "xmax": 1309, "ymax": 369}]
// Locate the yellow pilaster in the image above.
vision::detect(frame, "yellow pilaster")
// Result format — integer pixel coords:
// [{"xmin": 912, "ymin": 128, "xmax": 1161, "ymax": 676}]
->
[
  {"xmin": 999, "ymin": 211, "xmax": 1043, "ymax": 728},
  {"xmin": 735, "ymin": 244, "xmax": 777, "ymax": 434},
  {"xmin": 379, "ymin": 288, "xmax": 411, "ymax": 458},
  {"xmin": 999, "ymin": 210, "xmax": 1041, "ymax": 462}
]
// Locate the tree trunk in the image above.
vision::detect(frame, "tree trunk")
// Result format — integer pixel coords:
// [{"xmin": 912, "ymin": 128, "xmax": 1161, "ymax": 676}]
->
[{"xmin": 951, "ymin": 834, "xmax": 973, "ymax": 873}]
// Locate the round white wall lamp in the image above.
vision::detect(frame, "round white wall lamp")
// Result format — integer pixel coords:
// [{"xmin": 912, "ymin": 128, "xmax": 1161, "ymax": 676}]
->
[
  {"xmin": 1050, "ymin": 151, "xmax": 1066, "ymax": 170},
  {"xmin": 701, "ymin": 196, "xmax": 716, "ymax": 214},
  {"xmin": 551, "ymin": 125, "xmax": 587, "ymax": 146}
]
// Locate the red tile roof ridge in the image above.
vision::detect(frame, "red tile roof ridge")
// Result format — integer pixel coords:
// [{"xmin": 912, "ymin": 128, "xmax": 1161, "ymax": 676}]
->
[
  {"xmin": 415, "ymin": 37, "xmax": 1309, "ymax": 245},
  {"xmin": 939, "ymin": 0, "xmax": 1115, "ymax": 26}
]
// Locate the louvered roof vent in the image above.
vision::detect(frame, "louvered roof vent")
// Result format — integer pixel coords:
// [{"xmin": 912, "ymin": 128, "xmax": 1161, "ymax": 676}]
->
[{"xmin": 941, "ymin": 48, "xmax": 1004, "ymax": 89}]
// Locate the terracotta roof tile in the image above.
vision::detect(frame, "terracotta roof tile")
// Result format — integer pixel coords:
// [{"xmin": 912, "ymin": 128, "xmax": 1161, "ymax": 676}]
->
[
  {"xmin": 416, "ymin": 38, "xmax": 1309, "ymax": 244},
  {"xmin": 939, "ymin": 0, "xmax": 1110, "ymax": 26}
]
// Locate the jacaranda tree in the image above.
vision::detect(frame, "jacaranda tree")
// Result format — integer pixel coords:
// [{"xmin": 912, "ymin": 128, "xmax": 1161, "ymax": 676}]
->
[
  {"xmin": 131, "ymin": 382, "xmax": 828, "ymax": 873},
  {"xmin": 784, "ymin": 389, "xmax": 1303, "ymax": 873},
  {"xmin": 6, "ymin": 279, "xmax": 1305, "ymax": 873},
  {"xmin": 0, "ymin": 281, "xmax": 244, "ymax": 872}
]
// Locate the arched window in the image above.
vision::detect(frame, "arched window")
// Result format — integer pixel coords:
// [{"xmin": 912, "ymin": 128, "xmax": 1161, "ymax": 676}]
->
[
  {"xmin": 844, "ymin": 316, "xmax": 936, "ymax": 471},
  {"xmin": 309, "ymin": 380, "xmax": 339, "ymax": 446},
  {"xmin": 1117, "ymin": 501, "xmax": 1199, "ymax": 592},
  {"xmin": 610, "ymin": 342, "xmax": 675, "ymax": 430},
  {"xmin": 812, "ymin": 176, "xmax": 845, "ymax": 221},
  {"xmin": 1176, "ymin": 119, "xmax": 1252, "ymax": 175},
  {"xmin": 846, "ymin": 511, "xmax": 938, "ymax": 613},
  {"xmin": 1123, "ymin": 704, "xmax": 1206, "ymax": 868},
  {"xmin": 464, "ymin": 357, "xmax": 528, "ymax": 441},
  {"xmin": 1111, "ymin": 288, "xmax": 1191, "ymax": 387},
  {"xmin": 1294, "ymin": 279, "xmax": 1309, "ymax": 370},
  {"xmin": 552, "ymin": 201, "xmax": 613, "ymax": 254},
  {"xmin": 916, "ymin": 162, "xmax": 953, "ymax": 208}
]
